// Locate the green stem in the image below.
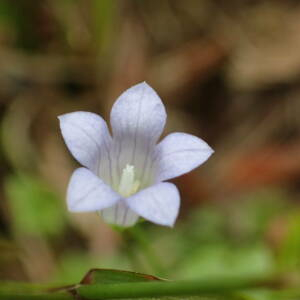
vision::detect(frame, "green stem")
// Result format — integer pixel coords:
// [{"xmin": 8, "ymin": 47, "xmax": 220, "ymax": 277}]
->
[
  {"xmin": 77, "ymin": 276, "xmax": 270, "ymax": 299},
  {"xmin": 125, "ymin": 225, "xmax": 167, "ymax": 276},
  {"xmin": 3, "ymin": 276, "xmax": 298, "ymax": 299}
]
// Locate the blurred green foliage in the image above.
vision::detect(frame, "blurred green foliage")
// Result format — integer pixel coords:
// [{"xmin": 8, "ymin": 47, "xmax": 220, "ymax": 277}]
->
[
  {"xmin": 5, "ymin": 173, "xmax": 66, "ymax": 237},
  {"xmin": 177, "ymin": 243, "xmax": 273, "ymax": 280}
]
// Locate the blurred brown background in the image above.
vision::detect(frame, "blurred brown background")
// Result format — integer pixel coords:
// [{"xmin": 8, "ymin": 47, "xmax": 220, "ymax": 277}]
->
[{"xmin": 0, "ymin": 0, "xmax": 300, "ymax": 285}]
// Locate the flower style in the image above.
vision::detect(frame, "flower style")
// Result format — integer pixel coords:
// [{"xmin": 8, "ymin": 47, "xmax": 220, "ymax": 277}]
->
[{"xmin": 59, "ymin": 82, "xmax": 213, "ymax": 227}]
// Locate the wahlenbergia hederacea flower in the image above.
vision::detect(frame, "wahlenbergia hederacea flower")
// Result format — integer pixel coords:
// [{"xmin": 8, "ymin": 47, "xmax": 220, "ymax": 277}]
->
[{"xmin": 59, "ymin": 82, "xmax": 213, "ymax": 227}]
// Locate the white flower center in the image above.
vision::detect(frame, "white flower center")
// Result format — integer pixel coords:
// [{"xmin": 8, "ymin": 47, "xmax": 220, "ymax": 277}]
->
[{"xmin": 118, "ymin": 164, "xmax": 140, "ymax": 197}]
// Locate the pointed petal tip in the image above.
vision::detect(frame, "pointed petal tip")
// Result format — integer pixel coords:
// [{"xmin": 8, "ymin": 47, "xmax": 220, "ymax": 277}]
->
[
  {"xmin": 57, "ymin": 114, "xmax": 64, "ymax": 121},
  {"xmin": 131, "ymin": 81, "xmax": 154, "ymax": 91},
  {"xmin": 140, "ymin": 80, "xmax": 150, "ymax": 87},
  {"xmin": 57, "ymin": 112, "xmax": 71, "ymax": 120},
  {"xmin": 155, "ymin": 132, "xmax": 214, "ymax": 181},
  {"xmin": 57, "ymin": 112, "xmax": 76, "ymax": 123},
  {"xmin": 67, "ymin": 203, "xmax": 82, "ymax": 212},
  {"xmin": 208, "ymin": 145, "xmax": 215, "ymax": 155},
  {"xmin": 151, "ymin": 216, "xmax": 177, "ymax": 227},
  {"xmin": 163, "ymin": 219, "xmax": 176, "ymax": 228}
]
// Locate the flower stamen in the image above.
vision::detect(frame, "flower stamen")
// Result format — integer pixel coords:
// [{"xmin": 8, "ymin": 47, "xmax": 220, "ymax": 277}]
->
[{"xmin": 118, "ymin": 164, "xmax": 140, "ymax": 197}]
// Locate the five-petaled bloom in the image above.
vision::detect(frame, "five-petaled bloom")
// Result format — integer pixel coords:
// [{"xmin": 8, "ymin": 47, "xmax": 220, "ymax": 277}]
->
[{"xmin": 59, "ymin": 82, "xmax": 213, "ymax": 227}]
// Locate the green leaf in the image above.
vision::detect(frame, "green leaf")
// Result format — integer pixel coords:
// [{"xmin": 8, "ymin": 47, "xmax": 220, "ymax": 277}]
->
[
  {"xmin": 80, "ymin": 268, "xmax": 164, "ymax": 284},
  {"xmin": 74, "ymin": 269, "xmax": 238, "ymax": 299}
]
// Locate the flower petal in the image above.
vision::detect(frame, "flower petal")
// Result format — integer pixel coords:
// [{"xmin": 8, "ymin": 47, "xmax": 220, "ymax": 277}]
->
[
  {"xmin": 110, "ymin": 82, "xmax": 166, "ymax": 182},
  {"xmin": 154, "ymin": 132, "xmax": 214, "ymax": 182},
  {"xmin": 100, "ymin": 201, "xmax": 139, "ymax": 227},
  {"xmin": 58, "ymin": 111, "xmax": 112, "ymax": 173},
  {"xmin": 110, "ymin": 82, "xmax": 166, "ymax": 143},
  {"xmin": 67, "ymin": 168, "xmax": 120, "ymax": 212},
  {"xmin": 126, "ymin": 182, "xmax": 180, "ymax": 227}
]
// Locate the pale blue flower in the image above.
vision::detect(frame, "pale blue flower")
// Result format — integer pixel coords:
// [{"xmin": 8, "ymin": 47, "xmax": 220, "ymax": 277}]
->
[{"xmin": 59, "ymin": 82, "xmax": 213, "ymax": 227}]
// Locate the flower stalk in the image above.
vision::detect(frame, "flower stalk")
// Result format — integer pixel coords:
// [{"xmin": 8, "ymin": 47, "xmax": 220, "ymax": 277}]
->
[{"xmin": 124, "ymin": 225, "xmax": 167, "ymax": 277}]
